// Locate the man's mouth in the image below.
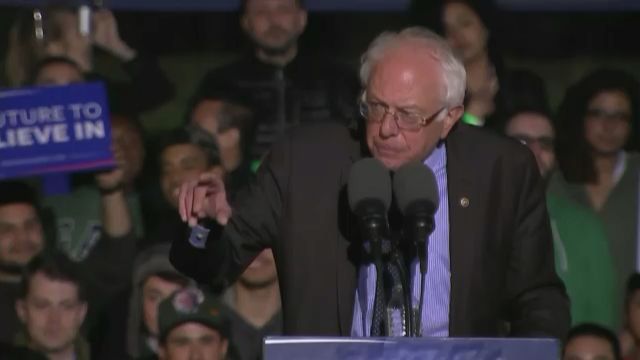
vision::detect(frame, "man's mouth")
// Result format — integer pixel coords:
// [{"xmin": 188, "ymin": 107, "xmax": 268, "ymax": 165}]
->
[{"xmin": 375, "ymin": 144, "xmax": 402, "ymax": 156}]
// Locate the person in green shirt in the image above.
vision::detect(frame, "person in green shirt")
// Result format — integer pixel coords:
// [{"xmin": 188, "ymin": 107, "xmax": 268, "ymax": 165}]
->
[
  {"xmin": 44, "ymin": 114, "xmax": 146, "ymax": 261},
  {"xmin": 504, "ymin": 108, "xmax": 616, "ymax": 328},
  {"xmin": 551, "ymin": 69, "xmax": 640, "ymax": 331}
]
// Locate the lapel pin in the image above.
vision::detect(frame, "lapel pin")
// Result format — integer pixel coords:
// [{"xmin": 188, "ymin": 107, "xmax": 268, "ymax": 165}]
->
[{"xmin": 460, "ymin": 197, "xmax": 470, "ymax": 208}]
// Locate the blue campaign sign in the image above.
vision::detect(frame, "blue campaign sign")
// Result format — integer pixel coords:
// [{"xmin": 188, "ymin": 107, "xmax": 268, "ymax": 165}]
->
[
  {"xmin": 263, "ymin": 337, "xmax": 560, "ymax": 360},
  {"xmin": 0, "ymin": 82, "xmax": 114, "ymax": 180}
]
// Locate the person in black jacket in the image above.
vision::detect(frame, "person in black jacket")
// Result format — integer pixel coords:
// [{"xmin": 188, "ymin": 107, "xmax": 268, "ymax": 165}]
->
[
  {"xmin": 196, "ymin": 0, "xmax": 360, "ymax": 163},
  {"xmin": 172, "ymin": 27, "xmax": 569, "ymax": 338},
  {"xmin": 0, "ymin": 342, "xmax": 46, "ymax": 360}
]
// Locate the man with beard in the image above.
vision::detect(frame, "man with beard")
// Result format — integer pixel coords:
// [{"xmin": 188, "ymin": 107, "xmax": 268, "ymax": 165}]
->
[
  {"xmin": 222, "ymin": 249, "xmax": 281, "ymax": 360},
  {"xmin": 195, "ymin": 0, "xmax": 360, "ymax": 165},
  {"xmin": 0, "ymin": 182, "xmax": 46, "ymax": 344},
  {"xmin": 0, "ymin": 177, "xmax": 136, "ymax": 344}
]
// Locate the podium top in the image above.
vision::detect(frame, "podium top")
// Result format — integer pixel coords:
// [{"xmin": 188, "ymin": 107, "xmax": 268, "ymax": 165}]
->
[{"xmin": 263, "ymin": 336, "xmax": 560, "ymax": 360}]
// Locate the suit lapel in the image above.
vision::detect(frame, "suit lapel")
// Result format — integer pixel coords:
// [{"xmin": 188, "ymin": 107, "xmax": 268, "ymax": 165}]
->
[
  {"xmin": 445, "ymin": 125, "xmax": 481, "ymax": 336},
  {"xmin": 335, "ymin": 125, "xmax": 484, "ymax": 335}
]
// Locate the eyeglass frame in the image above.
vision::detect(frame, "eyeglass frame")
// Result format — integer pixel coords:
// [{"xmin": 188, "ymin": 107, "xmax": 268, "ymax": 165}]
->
[
  {"xmin": 585, "ymin": 107, "xmax": 632, "ymax": 125},
  {"xmin": 510, "ymin": 134, "xmax": 555, "ymax": 151},
  {"xmin": 358, "ymin": 96, "xmax": 447, "ymax": 131}
]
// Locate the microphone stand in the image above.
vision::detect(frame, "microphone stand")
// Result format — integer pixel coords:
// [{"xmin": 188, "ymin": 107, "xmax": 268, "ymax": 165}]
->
[
  {"xmin": 405, "ymin": 211, "xmax": 434, "ymax": 337},
  {"xmin": 363, "ymin": 217, "xmax": 387, "ymax": 336},
  {"xmin": 390, "ymin": 247, "xmax": 413, "ymax": 336}
]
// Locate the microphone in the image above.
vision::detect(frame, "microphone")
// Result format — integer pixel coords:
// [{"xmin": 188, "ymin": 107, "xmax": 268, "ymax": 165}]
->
[
  {"xmin": 393, "ymin": 161, "xmax": 439, "ymax": 275},
  {"xmin": 393, "ymin": 161, "xmax": 439, "ymax": 336},
  {"xmin": 348, "ymin": 158, "xmax": 396, "ymax": 336},
  {"xmin": 348, "ymin": 158, "xmax": 392, "ymax": 259}
]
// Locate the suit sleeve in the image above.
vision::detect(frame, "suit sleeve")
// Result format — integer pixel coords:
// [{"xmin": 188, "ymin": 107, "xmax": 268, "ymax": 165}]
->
[
  {"xmin": 506, "ymin": 152, "xmax": 571, "ymax": 339},
  {"xmin": 170, "ymin": 134, "xmax": 288, "ymax": 289}
]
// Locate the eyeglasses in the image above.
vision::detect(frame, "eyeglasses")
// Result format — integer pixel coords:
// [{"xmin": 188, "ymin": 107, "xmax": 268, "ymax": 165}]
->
[
  {"xmin": 359, "ymin": 99, "xmax": 445, "ymax": 131},
  {"xmin": 511, "ymin": 134, "xmax": 555, "ymax": 151},
  {"xmin": 585, "ymin": 108, "xmax": 631, "ymax": 124}
]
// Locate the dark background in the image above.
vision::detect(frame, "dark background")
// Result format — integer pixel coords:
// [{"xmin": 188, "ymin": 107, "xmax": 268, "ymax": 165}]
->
[
  {"xmin": 1, "ymin": 3, "xmax": 639, "ymax": 131},
  {"xmin": 1, "ymin": 5, "xmax": 639, "ymax": 58}
]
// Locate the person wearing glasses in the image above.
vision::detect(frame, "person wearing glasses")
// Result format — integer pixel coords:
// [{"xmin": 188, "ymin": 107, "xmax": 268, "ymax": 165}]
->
[
  {"xmin": 551, "ymin": 69, "xmax": 640, "ymax": 330},
  {"xmin": 170, "ymin": 27, "xmax": 569, "ymax": 338},
  {"xmin": 504, "ymin": 108, "xmax": 616, "ymax": 329}
]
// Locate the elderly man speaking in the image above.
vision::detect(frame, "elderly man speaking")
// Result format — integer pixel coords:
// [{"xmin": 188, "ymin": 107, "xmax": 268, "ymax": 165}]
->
[{"xmin": 170, "ymin": 27, "xmax": 570, "ymax": 339}]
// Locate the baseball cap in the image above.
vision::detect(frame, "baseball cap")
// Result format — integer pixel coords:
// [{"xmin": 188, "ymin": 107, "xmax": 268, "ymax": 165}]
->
[{"xmin": 158, "ymin": 287, "xmax": 229, "ymax": 342}]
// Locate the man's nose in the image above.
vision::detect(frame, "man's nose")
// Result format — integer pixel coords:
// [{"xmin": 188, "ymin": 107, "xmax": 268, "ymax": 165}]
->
[
  {"xmin": 169, "ymin": 172, "xmax": 186, "ymax": 189},
  {"xmin": 379, "ymin": 112, "xmax": 400, "ymax": 138},
  {"xmin": 189, "ymin": 344, "xmax": 203, "ymax": 360},
  {"xmin": 14, "ymin": 226, "xmax": 30, "ymax": 243},
  {"xmin": 527, "ymin": 142, "xmax": 548, "ymax": 165},
  {"xmin": 47, "ymin": 308, "xmax": 62, "ymax": 325}
]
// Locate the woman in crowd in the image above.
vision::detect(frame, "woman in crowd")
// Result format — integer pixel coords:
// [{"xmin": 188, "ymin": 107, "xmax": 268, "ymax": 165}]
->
[
  {"xmin": 412, "ymin": 0, "xmax": 549, "ymax": 130},
  {"xmin": 412, "ymin": 0, "xmax": 503, "ymax": 127},
  {"xmin": 551, "ymin": 68, "xmax": 640, "ymax": 328}
]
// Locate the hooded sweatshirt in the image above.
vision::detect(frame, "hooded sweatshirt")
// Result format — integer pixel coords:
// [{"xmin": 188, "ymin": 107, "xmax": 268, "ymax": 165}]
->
[{"xmin": 126, "ymin": 244, "xmax": 194, "ymax": 359}]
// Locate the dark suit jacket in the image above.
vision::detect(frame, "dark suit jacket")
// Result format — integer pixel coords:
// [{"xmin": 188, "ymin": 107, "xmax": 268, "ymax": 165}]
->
[{"xmin": 170, "ymin": 122, "xmax": 570, "ymax": 338}]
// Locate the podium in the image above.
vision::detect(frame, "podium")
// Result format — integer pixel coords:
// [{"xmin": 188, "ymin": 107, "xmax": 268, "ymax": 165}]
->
[{"xmin": 263, "ymin": 337, "xmax": 560, "ymax": 360}]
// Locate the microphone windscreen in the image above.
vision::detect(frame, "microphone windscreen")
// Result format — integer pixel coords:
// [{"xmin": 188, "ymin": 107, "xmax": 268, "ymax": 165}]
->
[
  {"xmin": 348, "ymin": 158, "xmax": 392, "ymax": 213},
  {"xmin": 393, "ymin": 161, "xmax": 439, "ymax": 215}
]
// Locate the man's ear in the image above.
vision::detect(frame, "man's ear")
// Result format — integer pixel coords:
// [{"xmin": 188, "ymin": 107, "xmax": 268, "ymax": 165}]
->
[
  {"xmin": 440, "ymin": 105, "xmax": 464, "ymax": 139},
  {"xmin": 240, "ymin": 15, "xmax": 251, "ymax": 36},
  {"xmin": 297, "ymin": 9, "xmax": 308, "ymax": 33},
  {"xmin": 158, "ymin": 346, "xmax": 166, "ymax": 360},
  {"xmin": 221, "ymin": 338, "xmax": 229, "ymax": 358},
  {"xmin": 218, "ymin": 128, "xmax": 241, "ymax": 148},
  {"xmin": 16, "ymin": 299, "xmax": 26, "ymax": 323},
  {"xmin": 77, "ymin": 301, "xmax": 88, "ymax": 324}
]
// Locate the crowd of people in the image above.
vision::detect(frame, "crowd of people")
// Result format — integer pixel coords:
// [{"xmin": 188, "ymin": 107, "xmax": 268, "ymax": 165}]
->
[{"xmin": 0, "ymin": 0, "xmax": 638, "ymax": 359}]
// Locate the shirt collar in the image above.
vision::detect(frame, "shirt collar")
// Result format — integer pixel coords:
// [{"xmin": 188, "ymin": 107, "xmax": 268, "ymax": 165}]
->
[
  {"xmin": 613, "ymin": 151, "xmax": 627, "ymax": 185},
  {"xmin": 423, "ymin": 141, "xmax": 447, "ymax": 172}
]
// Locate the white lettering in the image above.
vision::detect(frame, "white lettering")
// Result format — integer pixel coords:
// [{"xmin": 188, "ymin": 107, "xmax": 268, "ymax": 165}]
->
[
  {"xmin": 16, "ymin": 128, "xmax": 33, "ymax": 145},
  {"xmin": 83, "ymin": 102, "xmax": 102, "ymax": 119},
  {"xmin": 68, "ymin": 103, "xmax": 83, "ymax": 120},
  {"xmin": 52, "ymin": 124, "xmax": 69, "ymax": 142},
  {"xmin": 0, "ymin": 124, "xmax": 70, "ymax": 148},
  {"xmin": 0, "ymin": 106, "xmax": 67, "ymax": 128},
  {"xmin": 82, "ymin": 120, "xmax": 104, "ymax": 139},
  {"xmin": 74, "ymin": 122, "xmax": 84, "ymax": 140}
]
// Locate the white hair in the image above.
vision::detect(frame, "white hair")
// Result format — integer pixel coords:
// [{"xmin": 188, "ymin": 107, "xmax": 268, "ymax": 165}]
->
[{"xmin": 359, "ymin": 26, "xmax": 467, "ymax": 109}]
